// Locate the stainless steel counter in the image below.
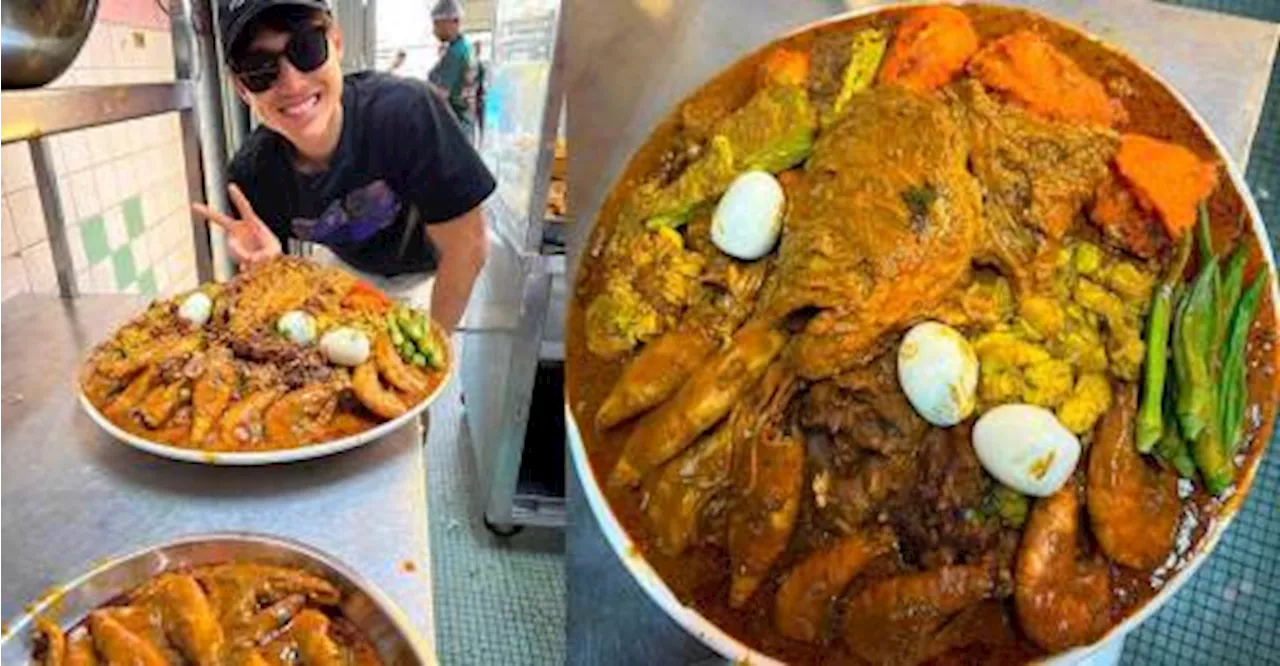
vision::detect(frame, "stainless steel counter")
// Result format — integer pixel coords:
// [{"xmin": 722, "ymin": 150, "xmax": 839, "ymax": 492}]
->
[
  {"xmin": 562, "ymin": 1, "xmax": 1279, "ymax": 664},
  {"xmin": 0, "ymin": 295, "xmax": 437, "ymax": 661}
]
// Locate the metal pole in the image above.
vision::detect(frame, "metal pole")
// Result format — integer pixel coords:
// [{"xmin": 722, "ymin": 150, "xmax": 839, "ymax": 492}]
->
[
  {"xmin": 172, "ymin": 0, "xmax": 230, "ymax": 281},
  {"xmin": 29, "ymin": 138, "xmax": 78, "ymax": 298}
]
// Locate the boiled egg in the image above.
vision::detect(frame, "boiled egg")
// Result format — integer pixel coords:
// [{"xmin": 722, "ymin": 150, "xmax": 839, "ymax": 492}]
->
[
  {"xmin": 178, "ymin": 292, "xmax": 212, "ymax": 327},
  {"xmin": 711, "ymin": 171, "xmax": 784, "ymax": 260},
  {"xmin": 277, "ymin": 310, "xmax": 317, "ymax": 345},
  {"xmin": 897, "ymin": 321, "xmax": 978, "ymax": 427},
  {"xmin": 972, "ymin": 404, "xmax": 1081, "ymax": 497},
  {"xmin": 319, "ymin": 327, "xmax": 370, "ymax": 367}
]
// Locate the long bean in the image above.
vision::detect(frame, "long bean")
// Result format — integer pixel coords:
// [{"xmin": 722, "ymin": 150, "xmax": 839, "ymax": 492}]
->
[
  {"xmin": 1174, "ymin": 254, "xmax": 1218, "ymax": 442},
  {"xmin": 1217, "ymin": 245, "xmax": 1247, "ymax": 360},
  {"xmin": 1136, "ymin": 234, "xmax": 1192, "ymax": 453},
  {"xmin": 1220, "ymin": 273, "xmax": 1266, "ymax": 457}
]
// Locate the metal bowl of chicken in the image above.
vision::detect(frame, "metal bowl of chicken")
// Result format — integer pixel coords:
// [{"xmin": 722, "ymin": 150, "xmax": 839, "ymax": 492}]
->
[
  {"xmin": 565, "ymin": 3, "xmax": 1279, "ymax": 666},
  {"xmin": 0, "ymin": 533, "xmax": 432, "ymax": 664}
]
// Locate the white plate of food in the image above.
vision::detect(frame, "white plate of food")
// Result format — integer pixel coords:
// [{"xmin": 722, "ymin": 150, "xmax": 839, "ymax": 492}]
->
[
  {"xmin": 565, "ymin": 3, "xmax": 1279, "ymax": 665},
  {"xmin": 78, "ymin": 257, "xmax": 454, "ymax": 465}
]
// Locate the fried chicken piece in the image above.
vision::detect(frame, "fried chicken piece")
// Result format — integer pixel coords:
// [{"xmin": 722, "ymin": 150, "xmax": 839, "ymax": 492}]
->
[{"xmin": 727, "ymin": 363, "xmax": 804, "ymax": 607}]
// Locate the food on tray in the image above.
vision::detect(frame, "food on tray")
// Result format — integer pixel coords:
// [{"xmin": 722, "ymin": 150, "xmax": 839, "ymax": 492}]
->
[
  {"xmin": 567, "ymin": 5, "xmax": 1278, "ymax": 664},
  {"xmin": 80, "ymin": 257, "xmax": 448, "ymax": 452},
  {"xmin": 32, "ymin": 563, "xmax": 382, "ymax": 665}
]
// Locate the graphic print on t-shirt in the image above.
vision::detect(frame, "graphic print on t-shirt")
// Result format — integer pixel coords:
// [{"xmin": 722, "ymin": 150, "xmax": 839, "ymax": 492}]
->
[{"xmin": 291, "ymin": 180, "xmax": 402, "ymax": 246}]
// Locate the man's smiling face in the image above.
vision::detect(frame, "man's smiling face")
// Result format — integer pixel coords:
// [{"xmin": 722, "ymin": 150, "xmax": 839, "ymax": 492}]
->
[{"xmin": 235, "ymin": 14, "xmax": 345, "ymax": 161}]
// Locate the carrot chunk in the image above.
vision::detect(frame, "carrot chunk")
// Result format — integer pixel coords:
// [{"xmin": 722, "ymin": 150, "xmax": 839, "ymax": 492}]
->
[
  {"xmin": 1114, "ymin": 134, "xmax": 1219, "ymax": 239},
  {"xmin": 878, "ymin": 6, "xmax": 980, "ymax": 93},
  {"xmin": 759, "ymin": 48, "xmax": 811, "ymax": 88},
  {"xmin": 968, "ymin": 30, "xmax": 1127, "ymax": 127}
]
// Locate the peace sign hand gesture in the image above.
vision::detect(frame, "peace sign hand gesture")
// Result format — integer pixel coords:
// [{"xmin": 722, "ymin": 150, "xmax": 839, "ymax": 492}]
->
[{"xmin": 192, "ymin": 183, "xmax": 283, "ymax": 267}]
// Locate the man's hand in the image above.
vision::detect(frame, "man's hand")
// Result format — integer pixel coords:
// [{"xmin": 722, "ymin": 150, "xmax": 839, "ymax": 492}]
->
[{"xmin": 192, "ymin": 184, "xmax": 283, "ymax": 266}]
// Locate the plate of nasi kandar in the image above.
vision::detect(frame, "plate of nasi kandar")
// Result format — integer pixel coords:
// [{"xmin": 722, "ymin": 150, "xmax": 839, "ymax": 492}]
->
[
  {"xmin": 79, "ymin": 257, "xmax": 452, "ymax": 465},
  {"xmin": 565, "ymin": 3, "xmax": 1280, "ymax": 665}
]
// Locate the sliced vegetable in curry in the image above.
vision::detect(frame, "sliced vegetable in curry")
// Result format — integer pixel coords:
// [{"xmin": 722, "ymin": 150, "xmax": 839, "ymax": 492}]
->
[{"xmin": 568, "ymin": 5, "xmax": 1276, "ymax": 666}]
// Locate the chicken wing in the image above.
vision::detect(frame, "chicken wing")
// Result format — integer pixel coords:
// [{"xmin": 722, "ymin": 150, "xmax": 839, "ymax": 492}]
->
[
  {"xmin": 774, "ymin": 528, "xmax": 895, "ymax": 642},
  {"xmin": 643, "ymin": 420, "xmax": 735, "ymax": 556},
  {"xmin": 143, "ymin": 574, "xmax": 224, "ymax": 666},
  {"xmin": 191, "ymin": 347, "xmax": 238, "ymax": 446},
  {"xmin": 89, "ymin": 608, "xmax": 170, "ymax": 666},
  {"xmin": 727, "ymin": 363, "xmax": 804, "ymax": 607},
  {"xmin": 609, "ymin": 319, "xmax": 787, "ymax": 487}
]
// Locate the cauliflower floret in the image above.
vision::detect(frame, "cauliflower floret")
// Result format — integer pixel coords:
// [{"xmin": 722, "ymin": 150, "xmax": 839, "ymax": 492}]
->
[
  {"xmin": 1023, "ymin": 358, "xmax": 1074, "ymax": 407},
  {"xmin": 979, "ymin": 366, "xmax": 1027, "ymax": 406},
  {"xmin": 1101, "ymin": 260, "xmax": 1156, "ymax": 306},
  {"xmin": 1057, "ymin": 372, "xmax": 1113, "ymax": 434},
  {"xmin": 973, "ymin": 331, "xmax": 1052, "ymax": 367},
  {"xmin": 1108, "ymin": 326, "xmax": 1146, "ymax": 381},
  {"xmin": 585, "ymin": 277, "xmax": 662, "ymax": 358},
  {"xmin": 1073, "ymin": 241, "xmax": 1105, "ymax": 278},
  {"xmin": 1019, "ymin": 295, "xmax": 1065, "ymax": 338},
  {"xmin": 1074, "ymin": 278, "xmax": 1128, "ymax": 326}
]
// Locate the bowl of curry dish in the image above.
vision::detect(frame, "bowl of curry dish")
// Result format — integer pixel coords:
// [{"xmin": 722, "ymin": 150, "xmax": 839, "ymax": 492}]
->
[
  {"xmin": 78, "ymin": 256, "xmax": 452, "ymax": 464},
  {"xmin": 7, "ymin": 533, "xmax": 430, "ymax": 665},
  {"xmin": 565, "ymin": 4, "xmax": 1280, "ymax": 664}
]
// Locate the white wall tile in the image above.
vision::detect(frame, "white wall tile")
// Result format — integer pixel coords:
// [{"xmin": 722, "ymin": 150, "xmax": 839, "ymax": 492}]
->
[
  {"xmin": 2, "ymin": 255, "xmax": 29, "ymax": 300},
  {"xmin": 74, "ymin": 269, "xmax": 93, "ymax": 294},
  {"xmin": 60, "ymin": 132, "xmax": 93, "ymax": 174},
  {"xmin": 68, "ymin": 170, "xmax": 101, "ymax": 219},
  {"xmin": 1, "ymin": 196, "xmax": 18, "ymax": 257},
  {"xmin": 145, "ymin": 227, "xmax": 167, "ymax": 264},
  {"xmin": 94, "ymin": 164, "xmax": 120, "ymax": 210},
  {"xmin": 2, "ymin": 143, "xmax": 37, "ymax": 193},
  {"xmin": 20, "ymin": 241, "xmax": 58, "ymax": 293},
  {"xmin": 154, "ymin": 261, "xmax": 170, "ymax": 294},
  {"xmin": 104, "ymin": 205, "xmax": 128, "ymax": 251},
  {"xmin": 107, "ymin": 124, "xmax": 133, "ymax": 160},
  {"xmin": 86, "ymin": 127, "xmax": 112, "ymax": 166},
  {"xmin": 133, "ymin": 231, "xmax": 152, "ymax": 270},
  {"xmin": 65, "ymin": 223, "xmax": 89, "ymax": 272},
  {"xmin": 83, "ymin": 22, "xmax": 116, "ymax": 68},
  {"xmin": 57, "ymin": 178, "xmax": 79, "ymax": 225},
  {"xmin": 91, "ymin": 258, "xmax": 115, "ymax": 293},
  {"xmin": 7, "ymin": 187, "xmax": 47, "ymax": 248}
]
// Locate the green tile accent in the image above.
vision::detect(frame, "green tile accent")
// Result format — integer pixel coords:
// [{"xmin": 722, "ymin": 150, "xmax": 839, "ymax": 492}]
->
[
  {"xmin": 123, "ymin": 196, "xmax": 144, "ymax": 238},
  {"xmin": 111, "ymin": 246, "xmax": 137, "ymax": 290},
  {"xmin": 80, "ymin": 215, "xmax": 110, "ymax": 265},
  {"xmin": 137, "ymin": 269, "xmax": 157, "ymax": 298}
]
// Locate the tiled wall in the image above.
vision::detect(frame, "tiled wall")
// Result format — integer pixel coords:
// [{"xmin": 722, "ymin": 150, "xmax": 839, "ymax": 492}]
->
[{"xmin": 1, "ymin": 1, "xmax": 200, "ymax": 302}]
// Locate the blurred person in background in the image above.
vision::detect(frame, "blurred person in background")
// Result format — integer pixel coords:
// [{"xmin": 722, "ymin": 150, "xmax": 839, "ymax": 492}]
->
[
  {"xmin": 428, "ymin": 0, "xmax": 477, "ymax": 141},
  {"xmin": 193, "ymin": 0, "xmax": 491, "ymax": 332}
]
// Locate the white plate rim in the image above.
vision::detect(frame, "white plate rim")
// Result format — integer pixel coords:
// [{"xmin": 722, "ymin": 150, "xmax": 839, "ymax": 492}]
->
[
  {"xmin": 78, "ymin": 328, "xmax": 455, "ymax": 466},
  {"xmin": 564, "ymin": 2, "xmax": 1280, "ymax": 665}
]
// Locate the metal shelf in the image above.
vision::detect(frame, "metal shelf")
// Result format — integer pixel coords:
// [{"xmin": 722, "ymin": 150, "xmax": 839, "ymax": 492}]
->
[{"xmin": 0, "ymin": 83, "xmax": 195, "ymax": 145}]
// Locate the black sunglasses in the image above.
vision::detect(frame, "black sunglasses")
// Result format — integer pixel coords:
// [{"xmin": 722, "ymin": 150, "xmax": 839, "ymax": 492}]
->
[{"xmin": 232, "ymin": 25, "xmax": 329, "ymax": 93}]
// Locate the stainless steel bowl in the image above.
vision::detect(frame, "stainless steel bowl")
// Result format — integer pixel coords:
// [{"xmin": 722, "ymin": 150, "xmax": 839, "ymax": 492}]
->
[
  {"xmin": 0, "ymin": 533, "xmax": 432, "ymax": 665},
  {"xmin": 2, "ymin": 0, "xmax": 99, "ymax": 89}
]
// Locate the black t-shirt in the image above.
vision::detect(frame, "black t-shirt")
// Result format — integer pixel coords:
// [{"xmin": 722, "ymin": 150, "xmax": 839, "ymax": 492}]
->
[{"xmin": 228, "ymin": 72, "xmax": 495, "ymax": 276}]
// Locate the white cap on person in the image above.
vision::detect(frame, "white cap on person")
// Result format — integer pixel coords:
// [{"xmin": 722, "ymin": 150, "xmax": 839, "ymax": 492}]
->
[{"xmin": 431, "ymin": 0, "xmax": 463, "ymax": 20}]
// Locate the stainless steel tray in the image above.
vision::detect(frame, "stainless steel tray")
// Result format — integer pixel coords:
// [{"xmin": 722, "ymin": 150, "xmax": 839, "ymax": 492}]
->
[{"xmin": 0, "ymin": 533, "xmax": 431, "ymax": 665}]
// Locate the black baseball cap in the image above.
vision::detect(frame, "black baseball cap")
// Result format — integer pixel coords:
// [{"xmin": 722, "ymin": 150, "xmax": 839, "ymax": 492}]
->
[{"xmin": 218, "ymin": 0, "xmax": 330, "ymax": 59}]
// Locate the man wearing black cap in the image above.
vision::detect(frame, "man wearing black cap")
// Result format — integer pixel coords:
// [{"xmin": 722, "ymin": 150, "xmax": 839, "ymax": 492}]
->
[{"xmin": 193, "ymin": 0, "xmax": 492, "ymax": 332}]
